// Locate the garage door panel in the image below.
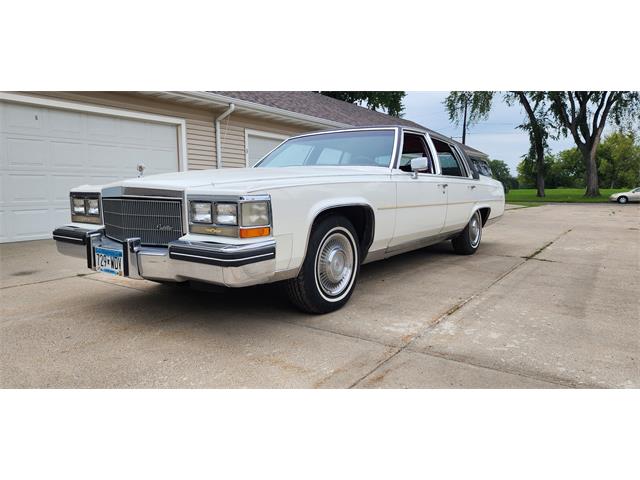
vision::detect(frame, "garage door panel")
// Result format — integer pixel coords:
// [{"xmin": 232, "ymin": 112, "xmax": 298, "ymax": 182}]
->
[
  {"xmin": 53, "ymin": 207, "xmax": 71, "ymax": 227},
  {"xmin": 1, "ymin": 100, "xmax": 180, "ymax": 243},
  {"xmin": 52, "ymin": 175, "xmax": 87, "ymax": 202},
  {"xmin": 88, "ymin": 175, "xmax": 121, "ymax": 185},
  {"xmin": 51, "ymin": 141, "xmax": 87, "ymax": 169},
  {"xmin": 141, "ymin": 148, "xmax": 177, "ymax": 174},
  {"xmin": 118, "ymin": 118, "xmax": 150, "ymax": 144},
  {"xmin": 87, "ymin": 143, "xmax": 126, "ymax": 171},
  {"xmin": 6, "ymin": 136, "xmax": 47, "ymax": 169},
  {"xmin": 4, "ymin": 174, "xmax": 49, "ymax": 203},
  {"xmin": 48, "ymin": 109, "xmax": 85, "ymax": 138},
  {"xmin": 87, "ymin": 115, "xmax": 119, "ymax": 141},
  {"xmin": 149, "ymin": 123, "xmax": 178, "ymax": 148},
  {"xmin": 0, "ymin": 210, "xmax": 6, "ymax": 242},
  {"xmin": 1, "ymin": 103, "xmax": 45, "ymax": 135},
  {"xmin": 119, "ymin": 146, "xmax": 148, "ymax": 175},
  {"xmin": 9, "ymin": 209, "xmax": 52, "ymax": 240}
]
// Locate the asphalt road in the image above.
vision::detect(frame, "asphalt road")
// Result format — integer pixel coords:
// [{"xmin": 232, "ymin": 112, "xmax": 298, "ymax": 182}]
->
[{"xmin": 1, "ymin": 203, "xmax": 638, "ymax": 388}]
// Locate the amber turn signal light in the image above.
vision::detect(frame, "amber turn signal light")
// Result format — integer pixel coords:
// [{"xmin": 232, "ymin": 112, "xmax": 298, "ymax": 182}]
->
[{"xmin": 239, "ymin": 227, "xmax": 271, "ymax": 238}]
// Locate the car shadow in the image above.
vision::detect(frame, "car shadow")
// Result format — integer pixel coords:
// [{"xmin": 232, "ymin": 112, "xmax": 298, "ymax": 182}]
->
[{"xmin": 94, "ymin": 240, "xmax": 466, "ymax": 330}]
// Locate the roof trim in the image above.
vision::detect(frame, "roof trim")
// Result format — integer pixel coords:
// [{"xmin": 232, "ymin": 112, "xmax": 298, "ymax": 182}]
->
[{"xmin": 168, "ymin": 91, "xmax": 350, "ymax": 129}]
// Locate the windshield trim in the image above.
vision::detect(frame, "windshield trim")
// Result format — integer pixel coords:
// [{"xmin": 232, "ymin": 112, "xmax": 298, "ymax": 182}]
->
[{"xmin": 252, "ymin": 127, "xmax": 400, "ymax": 170}]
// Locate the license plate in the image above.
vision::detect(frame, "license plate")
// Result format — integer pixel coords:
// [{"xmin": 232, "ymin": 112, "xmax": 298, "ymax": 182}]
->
[{"xmin": 95, "ymin": 246, "xmax": 124, "ymax": 276}]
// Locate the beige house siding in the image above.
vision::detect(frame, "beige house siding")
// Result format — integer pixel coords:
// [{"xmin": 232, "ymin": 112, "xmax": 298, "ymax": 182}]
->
[{"xmin": 15, "ymin": 92, "xmax": 312, "ymax": 171}]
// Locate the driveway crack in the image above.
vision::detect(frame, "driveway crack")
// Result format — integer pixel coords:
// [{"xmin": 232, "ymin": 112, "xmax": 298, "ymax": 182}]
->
[{"xmin": 350, "ymin": 227, "xmax": 575, "ymax": 388}]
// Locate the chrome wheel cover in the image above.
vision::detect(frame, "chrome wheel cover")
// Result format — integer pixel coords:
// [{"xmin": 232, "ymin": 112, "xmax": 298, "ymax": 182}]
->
[
  {"xmin": 469, "ymin": 213, "xmax": 481, "ymax": 248},
  {"xmin": 315, "ymin": 231, "xmax": 355, "ymax": 297}
]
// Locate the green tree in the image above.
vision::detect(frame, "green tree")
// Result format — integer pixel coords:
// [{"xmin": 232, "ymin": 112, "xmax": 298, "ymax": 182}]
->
[
  {"xmin": 548, "ymin": 91, "xmax": 640, "ymax": 197},
  {"xmin": 516, "ymin": 155, "xmax": 537, "ymax": 188},
  {"xmin": 445, "ymin": 91, "xmax": 552, "ymax": 197},
  {"xmin": 556, "ymin": 148, "xmax": 585, "ymax": 187},
  {"xmin": 487, "ymin": 159, "xmax": 517, "ymax": 191},
  {"xmin": 443, "ymin": 91, "xmax": 493, "ymax": 144},
  {"xmin": 598, "ymin": 131, "xmax": 640, "ymax": 188},
  {"xmin": 318, "ymin": 92, "xmax": 406, "ymax": 117},
  {"xmin": 505, "ymin": 92, "xmax": 552, "ymax": 198}
]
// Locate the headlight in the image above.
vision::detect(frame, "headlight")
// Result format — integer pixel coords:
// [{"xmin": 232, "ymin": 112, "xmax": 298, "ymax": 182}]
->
[
  {"xmin": 188, "ymin": 196, "xmax": 271, "ymax": 238},
  {"xmin": 241, "ymin": 201, "xmax": 270, "ymax": 226},
  {"xmin": 87, "ymin": 199, "xmax": 100, "ymax": 215},
  {"xmin": 214, "ymin": 203, "xmax": 238, "ymax": 225},
  {"xmin": 190, "ymin": 201, "xmax": 212, "ymax": 223},
  {"xmin": 70, "ymin": 194, "xmax": 101, "ymax": 224},
  {"xmin": 72, "ymin": 198, "xmax": 86, "ymax": 214}
]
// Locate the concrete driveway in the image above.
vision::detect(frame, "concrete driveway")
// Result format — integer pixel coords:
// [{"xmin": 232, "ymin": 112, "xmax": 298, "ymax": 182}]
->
[{"xmin": 1, "ymin": 204, "xmax": 638, "ymax": 388}]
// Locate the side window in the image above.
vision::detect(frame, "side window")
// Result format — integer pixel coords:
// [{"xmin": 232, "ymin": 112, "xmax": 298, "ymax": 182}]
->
[
  {"xmin": 399, "ymin": 133, "xmax": 433, "ymax": 173},
  {"xmin": 471, "ymin": 157, "xmax": 492, "ymax": 177},
  {"xmin": 432, "ymin": 139, "xmax": 467, "ymax": 177}
]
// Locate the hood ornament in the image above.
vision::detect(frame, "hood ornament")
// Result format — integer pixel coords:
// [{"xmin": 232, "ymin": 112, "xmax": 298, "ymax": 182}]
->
[{"xmin": 137, "ymin": 164, "xmax": 146, "ymax": 177}]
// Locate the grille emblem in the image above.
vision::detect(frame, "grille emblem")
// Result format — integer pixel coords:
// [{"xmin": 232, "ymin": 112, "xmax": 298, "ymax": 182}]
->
[{"xmin": 155, "ymin": 224, "xmax": 174, "ymax": 231}]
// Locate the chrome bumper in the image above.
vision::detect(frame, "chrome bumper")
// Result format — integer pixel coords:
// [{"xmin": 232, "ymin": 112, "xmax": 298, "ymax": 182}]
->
[{"xmin": 52, "ymin": 226, "xmax": 276, "ymax": 287}]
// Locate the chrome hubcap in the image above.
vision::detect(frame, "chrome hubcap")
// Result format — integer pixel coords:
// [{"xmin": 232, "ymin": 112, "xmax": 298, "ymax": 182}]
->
[
  {"xmin": 469, "ymin": 214, "xmax": 481, "ymax": 248},
  {"xmin": 316, "ymin": 232, "xmax": 354, "ymax": 297}
]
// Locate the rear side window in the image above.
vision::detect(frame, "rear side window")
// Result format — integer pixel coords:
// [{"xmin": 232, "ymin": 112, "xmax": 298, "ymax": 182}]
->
[{"xmin": 432, "ymin": 138, "xmax": 467, "ymax": 177}]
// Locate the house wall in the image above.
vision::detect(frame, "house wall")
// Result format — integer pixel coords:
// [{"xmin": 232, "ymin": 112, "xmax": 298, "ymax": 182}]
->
[{"xmin": 18, "ymin": 92, "xmax": 310, "ymax": 170}]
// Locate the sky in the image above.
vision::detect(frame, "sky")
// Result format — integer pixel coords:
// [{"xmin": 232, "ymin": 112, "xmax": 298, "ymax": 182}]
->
[{"xmin": 402, "ymin": 92, "xmax": 576, "ymax": 174}]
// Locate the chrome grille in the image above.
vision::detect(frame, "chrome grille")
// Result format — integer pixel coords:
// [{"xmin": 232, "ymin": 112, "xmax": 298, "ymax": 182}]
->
[{"xmin": 102, "ymin": 197, "xmax": 184, "ymax": 246}]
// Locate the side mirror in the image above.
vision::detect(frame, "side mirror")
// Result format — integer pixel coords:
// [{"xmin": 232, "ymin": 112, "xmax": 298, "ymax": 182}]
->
[{"xmin": 410, "ymin": 157, "xmax": 429, "ymax": 172}]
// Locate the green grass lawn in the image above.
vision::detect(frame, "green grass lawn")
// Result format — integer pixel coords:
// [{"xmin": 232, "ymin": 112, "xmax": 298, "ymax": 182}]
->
[{"xmin": 506, "ymin": 188, "xmax": 626, "ymax": 203}]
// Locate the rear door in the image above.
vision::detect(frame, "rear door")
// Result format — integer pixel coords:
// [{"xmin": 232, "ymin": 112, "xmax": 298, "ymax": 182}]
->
[{"xmin": 431, "ymin": 138, "xmax": 475, "ymax": 234}]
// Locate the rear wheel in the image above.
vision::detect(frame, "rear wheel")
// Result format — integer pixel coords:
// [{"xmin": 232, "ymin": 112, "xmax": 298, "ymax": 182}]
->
[
  {"xmin": 618, "ymin": 196, "xmax": 628, "ymax": 204},
  {"xmin": 286, "ymin": 215, "xmax": 360, "ymax": 314},
  {"xmin": 452, "ymin": 211, "xmax": 482, "ymax": 255}
]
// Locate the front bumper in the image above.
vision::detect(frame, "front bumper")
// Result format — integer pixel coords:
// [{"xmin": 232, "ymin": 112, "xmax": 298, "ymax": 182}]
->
[{"xmin": 52, "ymin": 226, "xmax": 276, "ymax": 287}]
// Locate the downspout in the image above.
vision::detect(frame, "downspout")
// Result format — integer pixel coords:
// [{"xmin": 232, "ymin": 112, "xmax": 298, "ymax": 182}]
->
[{"xmin": 215, "ymin": 103, "xmax": 235, "ymax": 168}]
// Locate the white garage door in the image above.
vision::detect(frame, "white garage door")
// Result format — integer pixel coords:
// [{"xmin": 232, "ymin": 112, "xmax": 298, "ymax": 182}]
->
[
  {"xmin": 0, "ymin": 101, "xmax": 180, "ymax": 243},
  {"xmin": 246, "ymin": 132, "xmax": 286, "ymax": 167}
]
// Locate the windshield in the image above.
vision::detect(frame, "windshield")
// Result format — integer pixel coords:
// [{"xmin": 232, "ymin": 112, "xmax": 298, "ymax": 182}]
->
[{"xmin": 255, "ymin": 130, "xmax": 395, "ymax": 168}]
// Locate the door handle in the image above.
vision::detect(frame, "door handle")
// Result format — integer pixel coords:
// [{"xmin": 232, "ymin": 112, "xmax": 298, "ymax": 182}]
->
[
  {"xmin": 437, "ymin": 183, "xmax": 448, "ymax": 188},
  {"xmin": 468, "ymin": 185, "xmax": 476, "ymax": 189}
]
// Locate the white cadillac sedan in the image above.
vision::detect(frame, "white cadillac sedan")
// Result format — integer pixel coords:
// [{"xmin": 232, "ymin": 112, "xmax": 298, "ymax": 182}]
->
[{"xmin": 53, "ymin": 126, "xmax": 505, "ymax": 313}]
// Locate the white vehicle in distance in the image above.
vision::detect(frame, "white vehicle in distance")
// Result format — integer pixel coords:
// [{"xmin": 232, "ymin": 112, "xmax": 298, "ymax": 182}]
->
[
  {"xmin": 52, "ymin": 126, "xmax": 505, "ymax": 313},
  {"xmin": 609, "ymin": 187, "xmax": 640, "ymax": 204}
]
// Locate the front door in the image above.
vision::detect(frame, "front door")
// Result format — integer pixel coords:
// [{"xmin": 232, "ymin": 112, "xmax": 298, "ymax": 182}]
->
[{"xmin": 389, "ymin": 132, "xmax": 447, "ymax": 248}]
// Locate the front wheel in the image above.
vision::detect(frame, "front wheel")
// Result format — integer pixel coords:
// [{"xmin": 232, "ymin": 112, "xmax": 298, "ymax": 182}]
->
[
  {"xmin": 452, "ymin": 211, "xmax": 482, "ymax": 255},
  {"xmin": 618, "ymin": 196, "xmax": 628, "ymax": 204},
  {"xmin": 286, "ymin": 215, "xmax": 360, "ymax": 314}
]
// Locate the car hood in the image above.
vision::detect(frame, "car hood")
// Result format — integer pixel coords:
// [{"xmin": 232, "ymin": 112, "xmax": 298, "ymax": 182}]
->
[{"xmin": 104, "ymin": 166, "xmax": 390, "ymax": 193}]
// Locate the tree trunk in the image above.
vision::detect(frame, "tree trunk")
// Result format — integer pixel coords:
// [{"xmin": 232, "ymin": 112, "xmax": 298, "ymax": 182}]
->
[
  {"xmin": 534, "ymin": 129, "xmax": 545, "ymax": 197},
  {"xmin": 462, "ymin": 100, "xmax": 467, "ymax": 145},
  {"xmin": 583, "ymin": 146, "xmax": 600, "ymax": 197},
  {"xmin": 536, "ymin": 165, "xmax": 545, "ymax": 197}
]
